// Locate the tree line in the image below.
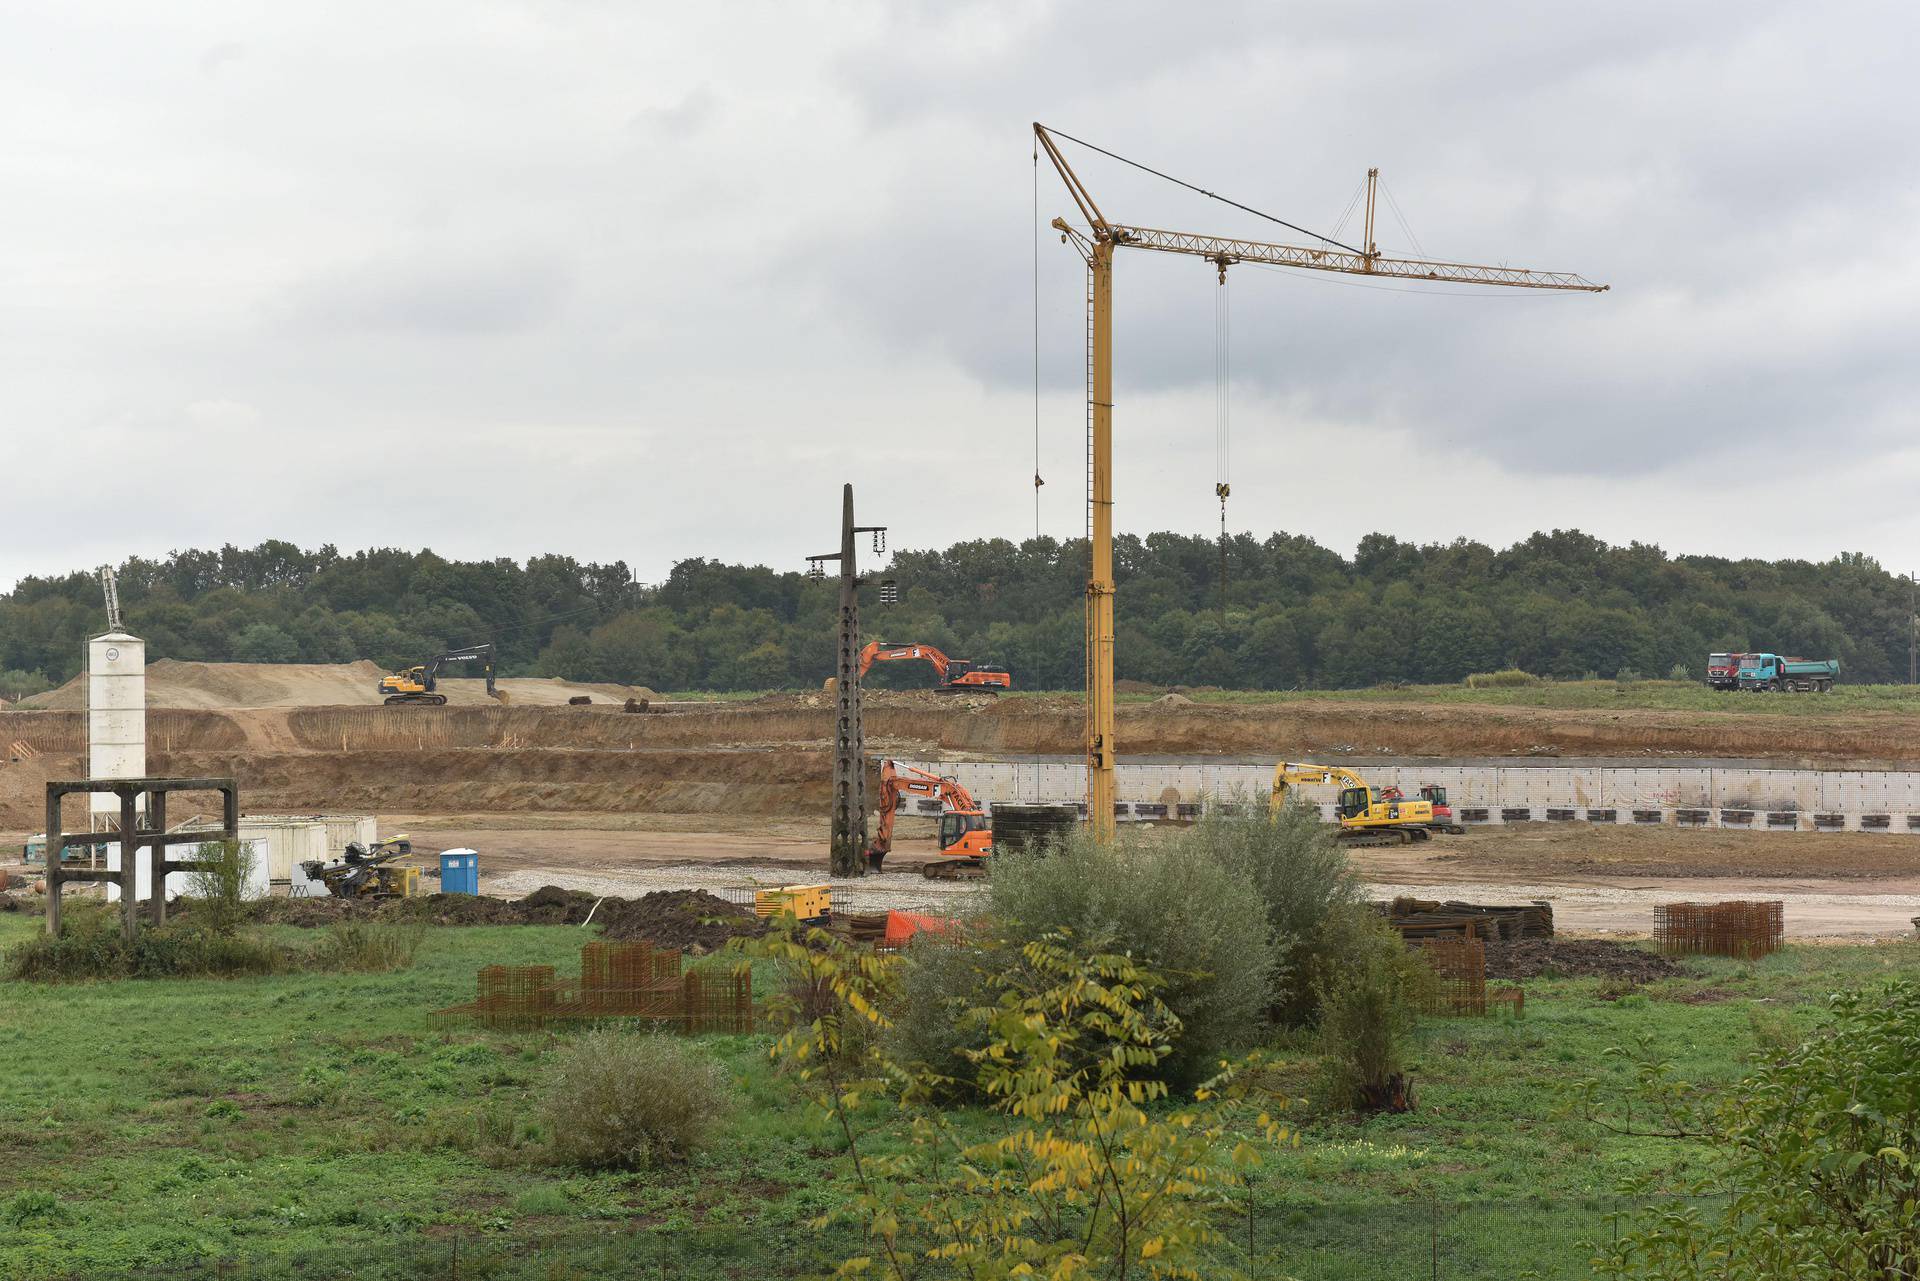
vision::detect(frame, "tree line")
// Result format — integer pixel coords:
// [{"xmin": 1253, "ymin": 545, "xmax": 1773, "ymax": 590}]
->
[{"xmin": 0, "ymin": 530, "xmax": 1906, "ymax": 698}]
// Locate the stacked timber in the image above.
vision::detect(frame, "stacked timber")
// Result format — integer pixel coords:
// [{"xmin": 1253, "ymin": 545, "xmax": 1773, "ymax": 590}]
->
[
  {"xmin": 991, "ymin": 804, "xmax": 1079, "ymax": 856},
  {"xmin": 834, "ymin": 912, "xmax": 892, "ymax": 946},
  {"xmin": 1382, "ymin": 897, "xmax": 1554, "ymax": 942}
]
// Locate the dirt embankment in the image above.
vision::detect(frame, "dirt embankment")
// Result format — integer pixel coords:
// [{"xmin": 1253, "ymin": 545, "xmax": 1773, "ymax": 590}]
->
[
  {"xmin": 11, "ymin": 694, "xmax": 1920, "ymax": 764},
  {"xmin": 9, "ymin": 691, "xmax": 1920, "ymax": 827},
  {"xmin": 21, "ymin": 659, "xmax": 661, "ymax": 711}
]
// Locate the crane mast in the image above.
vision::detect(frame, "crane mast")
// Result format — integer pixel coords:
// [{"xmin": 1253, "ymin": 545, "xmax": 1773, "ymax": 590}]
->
[{"xmin": 1036, "ymin": 123, "xmax": 1606, "ymax": 840}]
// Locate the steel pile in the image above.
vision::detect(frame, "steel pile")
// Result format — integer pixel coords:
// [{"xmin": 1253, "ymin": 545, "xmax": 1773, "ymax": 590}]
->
[
  {"xmin": 434, "ymin": 940, "xmax": 752, "ymax": 1033},
  {"xmin": 1653, "ymin": 900, "xmax": 1784, "ymax": 959}
]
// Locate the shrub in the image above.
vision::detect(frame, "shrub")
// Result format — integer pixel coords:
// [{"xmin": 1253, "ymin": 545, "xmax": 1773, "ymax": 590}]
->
[
  {"xmin": 1192, "ymin": 802, "xmax": 1362, "ymax": 1023},
  {"xmin": 1464, "ymin": 668, "xmax": 1540, "ymax": 688},
  {"xmin": 538, "ymin": 1030, "xmax": 732, "ymax": 1171},
  {"xmin": 310, "ymin": 923, "xmax": 424, "ymax": 973},
  {"xmin": 3, "ymin": 909, "xmax": 292, "ymax": 981},
  {"xmin": 183, "ymin": 840, "xmax": 256, "ymax": 938},
  {"xmin": 3, "ymin": 907, "xmax": 421, "ymax": 982},
  {"xmin": 988, "ymin": 829, "xmax": 1273, "ymax": 1086},
  {"xmin": 1596, "ymin": 979, "xmax": 1920, "ymax": 1278},
  {"xmin": 1314, "ymin": 911, "xmax": 1427, "ymax": 1113},
  {"xmin": 880, "ymin": 930, "xmax": 1007, "ymax": 1096},
  {"xmin": 1667, "ymin": 662, "xmax": 1692, "ymax": 682}
]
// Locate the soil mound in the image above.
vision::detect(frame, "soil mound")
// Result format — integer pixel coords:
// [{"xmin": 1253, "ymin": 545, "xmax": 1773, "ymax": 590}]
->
[
  {"xmin": 233, "ymin": 885, "xmax": 763, "ymax": 952},
  {"xmin": 598, "ymin": 889, "xmax": 766, "ymax": 953},
  {"xmin": 1483, "ymin": 938, "xmax": 1683, "ymax": 982}
]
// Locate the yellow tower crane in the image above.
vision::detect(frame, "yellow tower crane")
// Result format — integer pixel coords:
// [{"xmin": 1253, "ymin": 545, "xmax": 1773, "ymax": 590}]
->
[{"xmin": 1034, "ymin": 123, "xmax": 1608, "ymax": 840}]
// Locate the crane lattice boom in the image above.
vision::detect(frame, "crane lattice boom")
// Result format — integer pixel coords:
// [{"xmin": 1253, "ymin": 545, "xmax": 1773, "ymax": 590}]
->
[{"xmin": 1108, "ymin": 224, "xmax": 1607, "ymax": 291}]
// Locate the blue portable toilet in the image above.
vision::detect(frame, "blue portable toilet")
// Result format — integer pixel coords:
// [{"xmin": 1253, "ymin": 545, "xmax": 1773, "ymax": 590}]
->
[{"xmin": 439, "ymin": 848, "xmax": 480, "ymax": 896}]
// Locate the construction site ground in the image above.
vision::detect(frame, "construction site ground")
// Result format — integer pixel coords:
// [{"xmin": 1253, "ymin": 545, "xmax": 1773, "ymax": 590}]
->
[{"xmin": 4, "ymin": 666, "xmax": 1920, "ymax": 940}]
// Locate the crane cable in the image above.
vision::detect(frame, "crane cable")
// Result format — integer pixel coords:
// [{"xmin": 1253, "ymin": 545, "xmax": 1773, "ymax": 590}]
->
[
  {"xmin": 1033, "ymin": 138, "xmax": 1043, "ymax": 539},
  {"xmin": 1214, "ymin": 265, "xmax": 1230, "ymax": 617}
]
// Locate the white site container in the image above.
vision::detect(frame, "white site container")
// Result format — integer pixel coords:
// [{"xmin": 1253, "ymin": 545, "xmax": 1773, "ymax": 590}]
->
[
  {"xmin": 177, "ymin": 818, "xmax": 334, "ymax": 884},
  {"xmin": 246, "ymin": 815, "xmax": 378, "ymax": 862},
  {"xmin": 104, "ymin": 837, "xmax": 271, "ymax": 903},
  {"xmin": 87, "ymin": 632, "xmax": 146, "ymax": 818}
]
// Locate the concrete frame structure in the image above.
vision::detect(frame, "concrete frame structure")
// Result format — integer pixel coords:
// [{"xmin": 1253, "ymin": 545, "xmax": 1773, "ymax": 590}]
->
[{"xmin": 43, "ymin": 776, "xmax": 239, "ymax": 939}]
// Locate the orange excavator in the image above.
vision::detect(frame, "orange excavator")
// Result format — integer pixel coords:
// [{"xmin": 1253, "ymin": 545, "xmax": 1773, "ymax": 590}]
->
[
  {"xmin": 866, "ymin": 759, "xmax": 994, "ymax": 877},
  {"xmin": 858, "ymin": 641, "xmax": 1012, "ymax": 693}
]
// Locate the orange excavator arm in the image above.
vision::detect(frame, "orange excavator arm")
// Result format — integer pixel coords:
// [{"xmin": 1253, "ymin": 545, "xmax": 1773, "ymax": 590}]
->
[
  {"xmin": 867, "ymin": 759, "xmax": 980, "ymax": 861},
  {"xmin": 859, "ymin": 641, "xmax": 952, "ymax": 681}
]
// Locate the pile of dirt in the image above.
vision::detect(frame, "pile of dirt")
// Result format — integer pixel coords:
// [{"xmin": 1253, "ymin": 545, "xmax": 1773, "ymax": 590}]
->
[
  {"xmin": 598, "ymin": 889, "xmax": 766, "ymax": 953},
  {"xmin": 228, "ymin": 885, "xmax": 762, "ymax": 952},
  {"xmin": 1482, "ymin": 938, "xmax": 1683, "ymax": 982}
]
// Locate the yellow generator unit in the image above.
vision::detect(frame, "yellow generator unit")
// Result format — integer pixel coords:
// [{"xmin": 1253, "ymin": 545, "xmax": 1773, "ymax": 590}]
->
[{"xmin": 754, "ymin": 884, "xmax": 831, "ymax": 923}]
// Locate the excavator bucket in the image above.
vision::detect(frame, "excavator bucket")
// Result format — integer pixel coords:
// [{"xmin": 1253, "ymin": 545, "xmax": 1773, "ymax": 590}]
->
[{"xmin": 489, "ymin": 689, "xmax": 511, "ymax": 704}]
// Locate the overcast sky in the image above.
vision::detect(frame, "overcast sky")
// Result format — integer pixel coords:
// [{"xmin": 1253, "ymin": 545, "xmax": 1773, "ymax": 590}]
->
[{"xmin": 4, "ymin": 0, "xmax": 1916, "ymax": 590}]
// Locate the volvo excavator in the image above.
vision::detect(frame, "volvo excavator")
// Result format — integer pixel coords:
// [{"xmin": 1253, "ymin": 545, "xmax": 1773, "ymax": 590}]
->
[
  {"xmin": 1269, "ymin": 762, "xmax": 1439, "ymax": 846},
  {"xmin": 858, "ymin": 642, "xmax": 1012, "ymax": 693},
  {"xmin": 865, "ymin": 759, "xmax": 993, "ymax": 878},
  {"xmin": 378, "ymin": 644, "xmax": 508, "ymax": 706}
]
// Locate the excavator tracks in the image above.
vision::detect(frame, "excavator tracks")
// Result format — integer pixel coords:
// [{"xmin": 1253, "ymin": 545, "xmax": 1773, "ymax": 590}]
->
[
  {"xmin": 921, "ymin": 859, "xmax": 988, "ymax": 881},
  {"xmin": 1335, "ymin": 826, "xmax": 1434, "ymax": 848}
]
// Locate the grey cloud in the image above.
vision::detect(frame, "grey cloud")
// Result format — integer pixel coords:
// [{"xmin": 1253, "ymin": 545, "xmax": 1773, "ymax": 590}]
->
[{"xmin": 274, "ymin": 252, "xmax": 572, "ymax": 337}]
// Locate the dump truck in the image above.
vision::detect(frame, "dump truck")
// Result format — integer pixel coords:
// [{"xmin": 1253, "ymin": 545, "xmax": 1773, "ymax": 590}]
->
[
  {"xmin": 1734, "ymin": 653, "xmax": 1838, "ymax": 692},
  {"xmin": 1705, "ymin": 652, "xmax": 1748, "ymax": 690}
]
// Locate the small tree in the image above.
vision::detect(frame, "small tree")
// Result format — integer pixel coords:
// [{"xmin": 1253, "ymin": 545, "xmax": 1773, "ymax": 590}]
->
[
  {"xmin": 742, "ymin": 923, "xmax": 1290, "ymax": 1280},
  {"xmin": 1589, "ymin": 979, "xmax": 1920, "ymax": 1278},
  {"xmin": 183, "ymin": 840, "xmax": 256, "ymax": 937}
]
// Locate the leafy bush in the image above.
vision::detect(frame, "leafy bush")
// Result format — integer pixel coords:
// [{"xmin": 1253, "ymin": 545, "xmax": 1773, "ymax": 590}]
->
[
  {"xmin": 1667, "ymin": 662, "xmax": 1692, "ymax": 682},
  {"xmin": 747, "ymin": 925, "xmax": 1289, "ymax": 1281},
  {"xmin": 1596, "ymin": 979, "xmax": 1920, "ymax": 1278},
  {"xmin": 538, "ymin": 1030, "xmax": 732, "ymax": 1171},
  {"xmin": 182, "ymin": 840, "xmax": 256, "ymax": 938},
  {"xmin": 3, "ymin": 907, "xmax": 422, "ymax": 982},
  {"xmin": 988, "ymin": 829, "xmax": 1273, "ymax": 1086},
  {"xmin": 880, "ymin": 930, "xmax": 1007, "ymax": 1096},
  {"xmin": 3, "ymin": 909, "xmax": 292, "ymax": 981},
  {"xmin": 1464, "ymin": 668, "xmax": 1540, "ymax": 688},
  {"xmin": 1193, "ymin": 803, "xmax": 1363, "ymax": 1023},
  {"xmin": 1315, "ymin": 911, "xmax": 1427, "ymax": 1113}
]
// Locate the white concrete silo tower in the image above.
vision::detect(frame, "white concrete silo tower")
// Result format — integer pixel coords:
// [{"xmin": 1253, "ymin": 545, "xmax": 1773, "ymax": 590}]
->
[{"xmin": 87, "ymin": 567, "xmax": 145, "ymax": 820}]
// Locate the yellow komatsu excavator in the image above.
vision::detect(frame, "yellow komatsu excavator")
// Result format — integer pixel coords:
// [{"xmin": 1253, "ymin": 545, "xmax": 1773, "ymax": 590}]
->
[{"xmin": 1269, "ymin": 762, "xmax": 1437, "ymax": 847}]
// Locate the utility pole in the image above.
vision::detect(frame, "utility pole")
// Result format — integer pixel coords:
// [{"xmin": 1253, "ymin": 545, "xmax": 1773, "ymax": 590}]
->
[{"xmin": 810, "ymin": 484, "xmax": 887, "ymax": 878}]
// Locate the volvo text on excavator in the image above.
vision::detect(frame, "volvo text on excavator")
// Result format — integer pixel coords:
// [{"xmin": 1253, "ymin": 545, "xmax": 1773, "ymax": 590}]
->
[
  {"xmin": 378, "ymin": 644, "xmax": 506, "ymax": 706},
  {"xmin": 858, "ymin": 641, "xmax": 1012, "ymax": 693},
  {"xmin": 865, "ymin": 759, "xmax": 993, "ymax": 877},
  {"xmin": 1270, "ymin": 762, "xmax": 1440, "ymax": 846}
]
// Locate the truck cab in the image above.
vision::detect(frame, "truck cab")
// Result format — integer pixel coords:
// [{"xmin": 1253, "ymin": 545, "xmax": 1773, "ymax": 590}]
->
[{"xmin": 1706, "ymin": 652, "xmax": 1745, "ymax": 691}]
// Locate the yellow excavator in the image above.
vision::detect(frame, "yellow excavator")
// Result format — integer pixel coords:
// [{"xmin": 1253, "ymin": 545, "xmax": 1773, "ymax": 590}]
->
[
  {"xmin": 378, "ymin": 644, "xmax": 508, "ymax": 706},
  {"xmin": 1269, "ymin": 762, "xmax": 1438, "ymax": 846}
]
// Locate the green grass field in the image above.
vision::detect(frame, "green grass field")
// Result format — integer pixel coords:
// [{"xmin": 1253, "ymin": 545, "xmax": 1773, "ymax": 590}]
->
[{"xmin": 1, "ymin": 910, "xmax": 1915, "ymax": 1280}]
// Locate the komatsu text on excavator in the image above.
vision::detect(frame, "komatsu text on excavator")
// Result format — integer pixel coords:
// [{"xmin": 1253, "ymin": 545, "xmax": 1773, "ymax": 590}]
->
[
  {"xmin": 865, "ymin": 759, "xmax": 993, "ymax": 877},
  {"xmin": 1270, "ymin": 762, "xmax": 1440, "ymax": 846},
  {"xmin": 859, "ymin": 642, "xmax": 1012, "ymax": 693}
]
